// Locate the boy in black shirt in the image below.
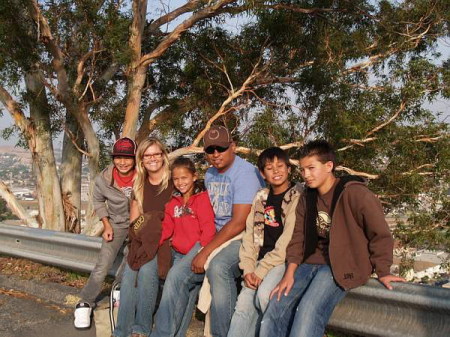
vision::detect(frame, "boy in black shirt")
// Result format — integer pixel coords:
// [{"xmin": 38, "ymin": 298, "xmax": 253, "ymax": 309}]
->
[{"xmin": 227, "ymin": 147, "xmax": 302, "ymax": 337}]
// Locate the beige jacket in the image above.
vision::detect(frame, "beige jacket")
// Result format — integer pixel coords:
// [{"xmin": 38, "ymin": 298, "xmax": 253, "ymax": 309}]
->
[{"xmin": 239, "ymin": 183, "xmax": 302, "ymax": 280}]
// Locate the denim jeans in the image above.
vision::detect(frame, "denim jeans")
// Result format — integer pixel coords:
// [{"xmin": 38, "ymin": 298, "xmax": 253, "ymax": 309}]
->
[
  {"xmin": 206, "ymin": 240, "xmax": 242, "ymax": 337},
  {"xmin": 227, "ymin": 263, "xmax": 285, "ymax": 337},
  {"xmin": 79, "ymin": 226, "xmax": 128, "ymax": 306},
  {"xmin": 113, "ymin": 258, "xmax": 159, "ymax": 337},
  {"xmin": 151, "ymin": 243, "xmax": 204, "ymax": 337},
  {"xmin": 259, "ymin": 264, "xmax": 347, "ymax": 337}
]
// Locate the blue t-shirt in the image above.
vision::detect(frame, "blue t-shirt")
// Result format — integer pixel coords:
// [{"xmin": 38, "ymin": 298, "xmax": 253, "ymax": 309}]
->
[{"xmin": 205, "ymin": 155, "xmax": 265, "ymax": 231}]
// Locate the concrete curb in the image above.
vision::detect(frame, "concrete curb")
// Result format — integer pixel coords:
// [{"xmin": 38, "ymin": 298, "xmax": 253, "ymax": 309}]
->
[{"xmin": 0, "ymin": 273, "xmax": 80, "ymax": 307}]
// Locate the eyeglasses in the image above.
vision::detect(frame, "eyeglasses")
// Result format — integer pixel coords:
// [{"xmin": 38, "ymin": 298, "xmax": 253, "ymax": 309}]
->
[
  {"xmin": 143, "ymin": 152, "xmax": 163, "ymax": 160},
  {"xmin": 205, "ymin": 145, "xmax": 229, "ymax": 154}
]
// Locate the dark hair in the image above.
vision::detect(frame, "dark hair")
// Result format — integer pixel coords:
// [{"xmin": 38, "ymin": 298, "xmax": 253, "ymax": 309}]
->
[
  {"xmin": 298, "ymin": 140, "xmax": 336, "ymax": 171},
  {"xmin": 257, "ymin": 147, "xmax": 290, "ymax": 172},
  {"xmin": 171, "ymin": 156, "xmax": 196, "ymax": 174}
]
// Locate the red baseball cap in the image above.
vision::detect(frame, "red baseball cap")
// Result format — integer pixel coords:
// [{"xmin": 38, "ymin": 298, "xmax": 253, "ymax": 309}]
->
[{"xmin": 112, "ymin": 137, "xmax": 136, "ymax": 157}]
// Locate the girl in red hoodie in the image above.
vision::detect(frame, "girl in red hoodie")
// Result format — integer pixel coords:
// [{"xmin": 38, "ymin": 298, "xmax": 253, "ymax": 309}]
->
[{"xmin": 151, "ymin": 157, "xmax": 216, "ymax": 337}]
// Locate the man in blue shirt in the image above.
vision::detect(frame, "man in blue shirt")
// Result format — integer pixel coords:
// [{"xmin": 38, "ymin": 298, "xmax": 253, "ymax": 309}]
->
[{"xmin": 192, "ymin": 126, "xmax": 265, "ymax": 337}]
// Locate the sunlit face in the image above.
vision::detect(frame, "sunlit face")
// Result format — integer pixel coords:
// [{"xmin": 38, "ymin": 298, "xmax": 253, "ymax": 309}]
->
[
  {"xmin": 113, "ymin": 156, "xmax": 135, "ymax": 176},
  {"xmin": 299, "ymin": 155, "xmax": 333, "ymax": 189},
  {"xmin": 172, "ymin": 167, "xmax": 197, "ymax": 197},
  {"xmin": 261, "ymin": 157, "xmax": 290, "ymax": 192},
  {"xmin": 142, "ymin": 144, "xmax": 164, "ymax": 174},
  {"xmin": 205, "ymin": 142, "xmax": 236, "ymax": 173}
]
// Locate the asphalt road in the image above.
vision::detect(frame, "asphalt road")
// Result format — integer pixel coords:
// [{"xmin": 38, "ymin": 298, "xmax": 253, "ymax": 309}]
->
[
  {"xmin": 0, "ymin": 290, "xmax": 96, "ymax": 337},
  {"xmin": 0, "ymin": 273, "xmax": 204, "ymax": 337},
  {"xmin": 0, "ymin": 275, "xmax": 95, "ymax": 337}
]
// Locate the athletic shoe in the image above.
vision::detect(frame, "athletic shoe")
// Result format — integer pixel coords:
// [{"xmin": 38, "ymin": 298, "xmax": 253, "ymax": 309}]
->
[{"xmin": 74, "ymin": 302, "xmax": 92, "ymax": 329}]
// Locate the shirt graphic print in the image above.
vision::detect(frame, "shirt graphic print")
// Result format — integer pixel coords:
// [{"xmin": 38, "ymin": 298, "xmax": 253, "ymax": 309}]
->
[
  {"xmin": 264, "ymin": 206, "xmax": 280, "ymax": 227},
  {"xmin": 173, "ymin": 205, "xmax": 194, "ymax": 218},
  {"xmin": 317, "ymin": 210, "xmax": 331, "ymax": 238}
]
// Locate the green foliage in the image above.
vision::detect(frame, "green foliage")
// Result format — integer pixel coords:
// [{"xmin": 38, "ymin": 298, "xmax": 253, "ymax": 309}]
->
[
  {"xmin": 0, "ymin": 0, "xmax": 40, "ymax": 83},
  {"xmin": 395, "ymin": 197, "xmax": 450, "ymax": 250},
  {"xmin": 0, "ymin": 0, "xmax": 448, "ymax": 246},
  {"xmin": 399, "ymin": 250, "xmax": 416, "ymax": 278},
  {"xmin": 0, "ymin": 198, "xmax": 18, "ymax": 221}
]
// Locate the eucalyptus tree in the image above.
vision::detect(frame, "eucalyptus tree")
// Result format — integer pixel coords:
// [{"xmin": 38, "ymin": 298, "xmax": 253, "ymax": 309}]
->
[{"xmin": 0, "ymin": 0, "xmax": 448, "ymax": 250}]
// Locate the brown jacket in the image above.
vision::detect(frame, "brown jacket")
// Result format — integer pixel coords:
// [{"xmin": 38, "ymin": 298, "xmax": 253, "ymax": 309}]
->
[
  {"xmin": 127, "ymin": 211, "xmax": 172, "ymax": 279},
  {"xmin": 286, "ymin": 180, "xmax": 393, "ymax": 290}
]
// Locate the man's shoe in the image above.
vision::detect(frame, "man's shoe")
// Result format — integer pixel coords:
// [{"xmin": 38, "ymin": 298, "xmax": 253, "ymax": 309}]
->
[{"xmin": 74, "ymin": 302, "xmax": 92, "ymax": 329}]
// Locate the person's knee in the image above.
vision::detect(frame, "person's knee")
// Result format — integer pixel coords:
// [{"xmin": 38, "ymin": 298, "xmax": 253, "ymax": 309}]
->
[
  {"xmin": 206, "ymin": 261, "xmax": 226, "ymax": 282},
  {"xmin": 234, "ymin": 292, "xmax": 256, "ymax": 314},
  {"xmin": 95, "ymin": 248, "xmax": 118, "ymax": 271},
  {"xmin": 89, "ymin": 264, "xmax": 109, "ymax": 281},
  {"xmin": 164, "ymin": 268, "xmax": 186, "ymax": 290}
]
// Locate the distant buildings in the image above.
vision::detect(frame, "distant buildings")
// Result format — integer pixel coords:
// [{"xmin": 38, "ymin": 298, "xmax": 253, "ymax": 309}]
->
[{"xmin": 393, "ymin": 248, "xmax": 449, "ymax": 286}]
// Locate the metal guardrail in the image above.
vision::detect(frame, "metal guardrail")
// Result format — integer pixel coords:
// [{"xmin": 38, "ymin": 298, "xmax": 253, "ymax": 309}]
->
[
  {"xmin": 0, "ymin": 223, "xmax": 449, "ymax": 337},
  {"xmin": 0, "ymin": 223, "xmax": 122, "ymax": 276},
  {"xmin": 329, "ymin": 279, "xmax": 450, "ymax": 337}
]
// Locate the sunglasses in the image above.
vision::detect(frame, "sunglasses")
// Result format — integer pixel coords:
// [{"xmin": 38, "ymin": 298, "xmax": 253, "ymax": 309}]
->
[{"xmin": 205, "ymin": 145, "xmax": 229, "ymax": 154}]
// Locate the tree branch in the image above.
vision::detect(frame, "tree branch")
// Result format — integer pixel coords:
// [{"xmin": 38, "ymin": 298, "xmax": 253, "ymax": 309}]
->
[
  {"xmin": 192, "ymin": 58, "xmax": 267, "ymax": 147},
  {"xmin": 63, "ymin": 125, "xmax": 92, "ymax": 157},
  {"xmin": 415, "ymin": 134, "xmax": 448, "ymax": 143},
  {"xmin": 74, "ymin": 50, "xmax": 95, "ymax": 95},
  {"xmin": 338, "ymin": 100, "xmax": 407, "ymax": 152},
  {"xmin": 27, "ymin": 0, "xmax": 72, "ymax": 103},
  {"xmin": 335, "ymin": 165, "xmax": 380, "ymax": 179},
  {"xmin": 0, "ymin": 181, "xmax": 37, "ymax": 226},
  {"xmin": 401, "ymin": 164, "xmax": 435, "ymax": 176},
  {"xmin": 263, "ymin": 4, "xmax": 344, "ymax": 15},
  {"xmin": 129, "ymin": 0, "xmax": 148, "ymax": 67},
  {"xmin": 0, "ymin": 85, "xmax": 33, "ymax": 136},
  {"xmin": 148, "ymin": 0, "xmax": 206, "ymax": 33},
  {"xmin": 138, "ymin": 0, "xmax": 236, "ymax": 68}
]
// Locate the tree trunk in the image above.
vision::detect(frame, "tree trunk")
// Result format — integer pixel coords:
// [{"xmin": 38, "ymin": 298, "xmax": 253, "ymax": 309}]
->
[
  {"xmin": 25, "ymin": 69, "xmax": 65, "ymax": 231},
  {"xmin": 122, "ymin": 0, "xmax": 148, "ymax": 139},
  {"xmin": 72, "ymin": 103, "xmax": 100, "ymax": 234},
  {"xmin": 60, "ymin": 111, "xmax": 83, "ymax": 233},
  {"xmin": 122, "ymin": 66, "xmax": 147, "ymax": 139}
]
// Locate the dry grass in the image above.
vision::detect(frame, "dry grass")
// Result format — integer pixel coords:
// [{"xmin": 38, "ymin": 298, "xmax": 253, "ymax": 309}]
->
[{"xmin": 0, "ymin": 255, "xmax": 111, "ymax": 290}]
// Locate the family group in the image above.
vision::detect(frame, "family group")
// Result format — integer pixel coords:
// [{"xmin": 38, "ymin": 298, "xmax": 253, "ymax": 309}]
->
[{"xmin": 73, "ymin": 125, "xmax": 404, "ymax": 337}]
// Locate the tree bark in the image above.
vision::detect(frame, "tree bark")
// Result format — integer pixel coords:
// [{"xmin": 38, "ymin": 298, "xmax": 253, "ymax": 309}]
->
[
  {"xmin": 122, "ymin": 66, "xmax": 147, "ymax": 139},
  {"xmin": 25, "ymin": 68, "xmax": 65, "ymax": 231},
  {"xmin": 60, "ymin": 112, "xmax": 83, "ymax": 233},
  {"xmin": 122, "ymin": 0, "xmax": 148, "ymax": 139},
  {"xmin": 74, "ymin": 103, "xmax": 100, "ymax": 233}
]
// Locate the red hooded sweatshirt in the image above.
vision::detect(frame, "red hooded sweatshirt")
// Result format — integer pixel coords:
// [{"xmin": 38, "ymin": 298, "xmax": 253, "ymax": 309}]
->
[{"xmin": 160, "ymin": 190, "xmax": 216, "ymax": 254}]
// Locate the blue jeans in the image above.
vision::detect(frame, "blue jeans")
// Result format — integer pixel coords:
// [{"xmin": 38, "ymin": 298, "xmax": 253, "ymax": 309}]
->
[
  {"xmin": 151, "ymin": 243, "xmax": 204, "ymax": 337},
  {"xmin": 227, "ymin": 264, "xmax": 285, "ymax": 337},
  {"xmin": 259, "ymin": 264, "xmax": 346, "ymax": 337},
  {"xmin": 207, "ymin": 240, "xmax": 242, "ymax": 337},
  {"xmin": 113, "ymin": 258, "xmax": 159, "ymax": 337}
]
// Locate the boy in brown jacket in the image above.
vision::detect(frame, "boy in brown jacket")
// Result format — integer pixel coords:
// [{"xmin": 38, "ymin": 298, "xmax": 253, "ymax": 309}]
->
[{"xmin": 259, "ymin": 140, "xmax": 405, "ymax": 337}]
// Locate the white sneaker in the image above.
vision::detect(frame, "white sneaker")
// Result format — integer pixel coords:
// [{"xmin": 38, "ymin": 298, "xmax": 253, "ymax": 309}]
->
[{"xmin": 74, "ymin": 302, "xmax": 92, "ymax": 329}]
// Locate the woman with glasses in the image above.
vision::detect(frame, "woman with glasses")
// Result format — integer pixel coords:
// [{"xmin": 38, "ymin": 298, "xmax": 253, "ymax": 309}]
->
[{"xmin": 113, "ymin": 138, "xmax": 174, "ymax": 337}]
